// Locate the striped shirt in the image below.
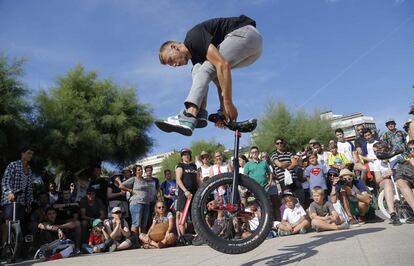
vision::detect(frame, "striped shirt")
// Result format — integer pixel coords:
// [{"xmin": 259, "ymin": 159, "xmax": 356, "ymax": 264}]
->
[
  {"xmin": 270, "ymin": 150, "xmax": 297, "ymax": 182},
  {"xmin": 1, "ymin": 160, "xmax": 33, "ymax": 206}
]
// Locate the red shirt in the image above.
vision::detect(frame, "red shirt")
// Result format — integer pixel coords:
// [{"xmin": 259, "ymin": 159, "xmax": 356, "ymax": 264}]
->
[{"xmin": 88, "ymin": 232, "xmax": 104, "ymax": 245}]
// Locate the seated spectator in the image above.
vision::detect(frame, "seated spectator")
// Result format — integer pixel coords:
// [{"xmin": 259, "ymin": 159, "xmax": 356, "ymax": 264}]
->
[
  {"xmin": 336, "ymin": 169, "xmax": 372, "ymax": 225},
  {"xmin": 79, "ymin": 187, "xmax": 106, "ymax": 242},
  {"xmin": 160, "ymin": 169, "xmax": 177, "ymax": 211},
  {"xmin": 309, "ymin": 187, "xmax": 349, "ymax": 232},
  {"xmin": 394, "ymin": 140, "xmax": 414, "ymax": 223},
  {"xmin": 36, "ymin": 207, "xmax": 78, "ymax": 249},
  {"xmin": 30, "ymin": 192, "xmax": 50, "ymax": 232},
  {"xmin": 81, "ymin": 219, "xmax": 115, "ymax": 254},
  {"xmin": 107, "ymin": 173, "xmax": 128, "ymax": 218},
  {"xmin": 48, "ymin": 182, "xmax": 60, "ymax": 205},
  {"xmin": 69, "ymin": 182, "xmax": 77, "ymax": 203},
  {"xmin": 53, "ymin": 187, "xmax": 81, "ymax": 247},
  {"xmin": 103, "ymin": 207, "xmax": 135, "ymax": 251},
  {"xmin": 278, "ymin": 193, "xmax": 310, "ymax": 236},
  {"xmin": 372, "ymin": 141, "xmax": 403, "ymax": 225},
  {"xmin": 139, "ymin": 201, "xmax": 176, "ymax": 249},
  {"xmin": 328, "ymin": 143, "xmax": 349, "ymax": 171}
]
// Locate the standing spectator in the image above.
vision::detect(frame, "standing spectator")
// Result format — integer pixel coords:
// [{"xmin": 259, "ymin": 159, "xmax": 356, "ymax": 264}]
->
[
  {"xmin": 1, "ymin": 146, "xmax": 34, "ymax": 244},
  {"xmin": 328, "ymin": 143, "xmax": 349, "ymax": 171},
  {"xmin": 103, "ymin": 207, "xmax": 134, "ymax": 251},
  {"xmin": 239, "ymin": 155, "xmax": 249, "ymax": 174},
  {"xmin": 144, "ymin": 165, "xmax": 160, "ymax": 231},
  {"xmin": 107, "ymin": 173, "xmax": 128, "ymax": 218},
  {"xmin": 48, "ymin": 182, "xmax": 60, "ymax": 205},
  {"xmin": 79, "ymin": 187, "xmax": 106, "ymax": 242},
  {"xmin": 139, "ymin": 201, "xmax": 176, "ymax": 249},
  {"xmin": 122, "ymin": 167, "xmax": 132, "ymax": 180},
  {"xmin": 335, "ymin": 128, "xmax": 355, "ymax": 163},
  {"xmin": 119, "ymin": 164, "xmax": 150, "ymax": 237},
  {"xmin": 304, "ymin": 154, "xmax": 328, "ymax": 192},
  {"xmin": 354, "ymin": 124, "xmax": 367, "ymax": 157},
  {"xmin": 160, "ymin": 169, "xmax": 177, "ymax": 211},
  {"xmin": 88, "ymin": 165, "xmax": 109, "ymax": 208},
  {"xmin": 197, "ymin": 151, "xmax": 211, "ymax": 181},
  {"xmin": 244, "ymin": 146, "xmax": 274, "ymax": 219},
  {"xmin": 309, "ymin": 187, "xmax": 349, "ymax": 232},
  {"xmin": 312, "ymin": 141, "xmax": 329, "ymax": 169},
  {"xmin": 382, "ymin": 119, "xmax": 408, "ymax": 155},
  {"xmin": 209, "ymin": 150, "xmax": 232, "ymax": 177},
  {"xmin": 360, "ymin": 128, "xmax": 378, "ymax": 173},
  {"xmin": 175, "ymin": 148, "xmax": 198, "ymax": 243}
]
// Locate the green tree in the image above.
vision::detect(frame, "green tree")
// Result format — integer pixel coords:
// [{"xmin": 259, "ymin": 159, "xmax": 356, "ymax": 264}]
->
[
  {"xmin": 0, "ymin": 53, "xmax": 32, "ymax": 174},
  {"xmin": 35, "ymin": 65, "xmax": 153, "ymax": 174},
  {"xmin": 253, "ymin": 102, "xmax": 334, "ymax": 153}
]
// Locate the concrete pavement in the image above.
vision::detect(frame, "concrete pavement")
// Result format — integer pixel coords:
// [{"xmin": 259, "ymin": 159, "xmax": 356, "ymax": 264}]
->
[{"xmin": 16, "ymin": 220, "xmax": 414, "ymax": 266}]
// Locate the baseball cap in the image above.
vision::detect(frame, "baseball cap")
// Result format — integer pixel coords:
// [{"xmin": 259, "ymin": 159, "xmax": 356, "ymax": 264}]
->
[
  {"xmin": 327, "ymin": 168, "xmax": 339, "ymax": 176},
  {"xmin": 180, "ymin": 148, "xmax": 192, "ymax": 156},
  {"xmin": 385, "ymin": 118, "xmax": 395, "ymax": 125},
  {"xmin": 86, "ymin": 187, "xmax": 96, "ymax": 193},
  {"xmin": 112, "ymin": 207, "xmax": 122, "ymax": 213},
  {"xmin": 92, "ymin": 218, "xmax": 103, "ymax": 228}
]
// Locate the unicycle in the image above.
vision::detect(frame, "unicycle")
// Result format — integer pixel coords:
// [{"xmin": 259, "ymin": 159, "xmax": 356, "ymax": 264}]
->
[
  {"xmin": 191, "ymin": 112, "xmax": 273, "ymax": 254},
  {"xmin": 2, "ymin": 190, "xmax": 23, "ymax": 263}
]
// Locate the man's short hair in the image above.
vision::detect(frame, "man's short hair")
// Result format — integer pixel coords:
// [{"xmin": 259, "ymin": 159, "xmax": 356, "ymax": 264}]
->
[
  {"xmin": 164, "ymin": 169, "xmax": 171, "ymax": 175},
  {"xmin": 335, "ymin": 128, "xmax": 344, "ymax": 134},
  {"xmin": 159, "ymin": 41, "xmax": 174, "ymax": 65},
  {"xmin": 45, "ymin": 207, "xmax": 56, "ymax": 214},
  {"xmin": 250, "ymin": 146, "xmax": 259, "ymax": 151},
  {"xmin": 20, "ymin": 146, "xmax": 34, "ymax": 153},
  {"xmin": 312, "ymin": 186, "xmax": 325, "ymax": 196},
  {"xmin": 274, "ymin": 137, "xmax": 285, "ymax": 144},
  {"xmin": 362, "ymin": 128, "xmax": 372, "ymax": 136},
  {"xmin": 144, "ymin": 165, "xmax": 153, "ymax": 171}
]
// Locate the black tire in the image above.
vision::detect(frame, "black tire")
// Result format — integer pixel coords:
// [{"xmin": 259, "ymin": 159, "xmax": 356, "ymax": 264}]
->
[
  {"xmin": 191, "ymin": 173, "xmax": 273, "ymax": 254},
  {"xmin": 9, "ymin": 223, "xmax": 23, "ymax": 262}
]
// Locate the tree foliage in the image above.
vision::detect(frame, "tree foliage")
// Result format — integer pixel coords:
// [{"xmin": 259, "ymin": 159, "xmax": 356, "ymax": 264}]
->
[
  {"xmin": 0, "ymin": 53, "xmax": 31, "ymax": 174},
  {"xmin": 253, "ymin": 102, "xmax": 334, "ymax": 154},
  {"xmin": 35, "ymin": 65, "xmax": 153, "ymax": 173}
]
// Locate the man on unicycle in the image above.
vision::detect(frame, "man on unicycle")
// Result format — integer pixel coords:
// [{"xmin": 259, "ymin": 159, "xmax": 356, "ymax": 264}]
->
[{"xmin": 155, "ymin": 15, "xmax": 262, "ymax": 136}]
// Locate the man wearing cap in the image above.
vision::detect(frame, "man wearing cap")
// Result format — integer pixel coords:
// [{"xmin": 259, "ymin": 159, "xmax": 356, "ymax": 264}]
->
[
  {"xmin": 382, "ymin": 119, "xmax": 408, "ymax": 156},
  {"xmin": 336, "ymin": 169, "xmax": 371, "ymax": 225},
  {"xmin": 175, "ymin": 148, "xmax": 198, "ymax": 240},
  {"xmin": 103, "ymin": 207, "xmax": 134, "ymax": 251},
  {"xmin": 155, "ymin": 15, "xmax": 262, "ymax": 136}
]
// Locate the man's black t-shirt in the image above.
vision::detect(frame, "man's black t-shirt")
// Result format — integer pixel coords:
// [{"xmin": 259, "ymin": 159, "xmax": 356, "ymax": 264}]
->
[
  {"xmin": 184, "ymin": 15, "xmax": 256, "ymax": 65},
  {"xmin": 89, "ymin": 178, "xmax": 109, "ymax": 206},
  {"xmin": 176, "ymin": 162, "xmax": 198, "ymax": 194},
  {"xmin": 55, "ymin": 199, "xmax": 80, "ymax": 223}
]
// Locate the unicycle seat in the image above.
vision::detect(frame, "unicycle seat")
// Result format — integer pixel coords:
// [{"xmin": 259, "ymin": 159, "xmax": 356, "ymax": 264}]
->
[{"xmin": 208, "ymin": 113, "xmax": 257, "ymax": 133}]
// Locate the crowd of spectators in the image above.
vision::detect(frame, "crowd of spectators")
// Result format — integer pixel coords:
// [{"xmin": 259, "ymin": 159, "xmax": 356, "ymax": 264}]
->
[{"xmin": 1, "ymin": 119, "xmax": 414, "ymax": 262}]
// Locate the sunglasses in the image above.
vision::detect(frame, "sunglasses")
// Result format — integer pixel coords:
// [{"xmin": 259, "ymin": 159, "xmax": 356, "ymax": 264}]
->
[
  {"xmin": 157, "ymin": 206, "xmax": 165, "ymax": 209},
  {"xmin": 329, "ymin": 174, "xmax": 338, "ymax": 177},
  {"xmin": 409, "ymin": 147, "xmax": 414, "ymax": 151},
  {"xmin": 275, "ymin": 142, "xmax": 283, "ymax": 145}
]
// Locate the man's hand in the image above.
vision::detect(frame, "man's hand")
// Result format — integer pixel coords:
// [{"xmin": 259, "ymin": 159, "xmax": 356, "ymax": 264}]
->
[
  {"xmin": 223, "ymin": 101, "xmax": 238, "ymax": 122},
  {"xmin": 7, "ymin": 192, "xmax": 15, "ymax": 202}
]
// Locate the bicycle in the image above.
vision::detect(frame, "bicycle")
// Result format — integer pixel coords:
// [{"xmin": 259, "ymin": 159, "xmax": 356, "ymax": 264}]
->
[
  {"xmin": 191, "ymin": 113, "xmax": 273, "ymax": 254},
  {"xmin": 1, "ymin": 190, "xmax": 24, "ymax": 263}
]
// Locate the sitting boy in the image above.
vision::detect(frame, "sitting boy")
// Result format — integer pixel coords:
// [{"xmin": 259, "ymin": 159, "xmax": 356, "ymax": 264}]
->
[
  {"xmin": 309, "ymin": 186, "xmax": 349, "ymax": 232},
  {"xmin": 278, "ymin": 192, "xmax": 310, "ymax": 236}
]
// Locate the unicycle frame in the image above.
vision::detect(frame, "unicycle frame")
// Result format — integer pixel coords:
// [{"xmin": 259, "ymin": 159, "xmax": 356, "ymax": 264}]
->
[{"xmin": 230, "ymin": 130, "xmax": 242, "ymax": 206}]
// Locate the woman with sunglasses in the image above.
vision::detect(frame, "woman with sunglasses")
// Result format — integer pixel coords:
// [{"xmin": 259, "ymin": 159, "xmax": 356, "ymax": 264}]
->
[{"xmin": 139, "ymin": 201, "xmax": 176, "ymax": 248}]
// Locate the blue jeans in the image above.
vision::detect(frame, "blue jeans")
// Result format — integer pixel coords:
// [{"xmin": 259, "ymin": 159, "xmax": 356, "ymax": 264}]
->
[
  {"xmin": 130, "ymin": 203, "xmax": 149, "ymax": 229},
  {"xmin": 81, "ymin": 243, "xmax": 106, "ymax": 254}
]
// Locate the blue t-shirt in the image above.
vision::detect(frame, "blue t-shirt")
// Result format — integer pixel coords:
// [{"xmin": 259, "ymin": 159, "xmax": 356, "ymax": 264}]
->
[
  {"xmin": 304, "ymin": 163, "xmax": 327, "ymax": 190},
  {"xmin": 161, "ymin": 180, "xmax": 177, "ymax": 197}
]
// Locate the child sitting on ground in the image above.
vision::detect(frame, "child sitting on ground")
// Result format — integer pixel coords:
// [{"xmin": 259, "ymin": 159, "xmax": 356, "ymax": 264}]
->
[
  {"xmin": 81, "ymin": 219, "xmax": 114, "ymax": 254},
  {"xmin": 309, "ymin": 186, "xmax": 349, "ymax": 232},
  {"xmin": 278, "ymin": 192, "xmax": 310, "ymax": 236}
]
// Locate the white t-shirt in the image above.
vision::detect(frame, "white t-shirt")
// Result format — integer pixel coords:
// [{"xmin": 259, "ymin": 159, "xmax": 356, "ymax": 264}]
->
[
  {"xmin": 337, "ymin": 141, "xmax": 354, "ymax": 163},
  {"xmin": 282, "ymin": 205, "xmax": 306, "ymax": 225},
  {"xmin": 366, "ymin": 141, "xmax": 378, "ymax": 169},
  {"xmin": 317, "ymin": 152, "xmax": 330, "ymax": 169},
  {"xmin": 199, "ymin": 165, "xmax": 211, "ymax": 179},
  {"xmin": 211, "ymin": 164, "xmax": 228, "ymax": 176}
]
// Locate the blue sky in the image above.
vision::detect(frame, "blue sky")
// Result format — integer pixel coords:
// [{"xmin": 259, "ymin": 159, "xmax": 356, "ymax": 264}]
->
[{"xmin": 1, "ymin": 0, "xmax": 413, "ymax": 156}]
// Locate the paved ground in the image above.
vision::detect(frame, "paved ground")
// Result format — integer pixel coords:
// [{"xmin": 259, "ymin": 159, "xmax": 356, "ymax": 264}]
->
[{"xmin": 14, "ymin": 218, "xmax": 414, "ymax": 266}]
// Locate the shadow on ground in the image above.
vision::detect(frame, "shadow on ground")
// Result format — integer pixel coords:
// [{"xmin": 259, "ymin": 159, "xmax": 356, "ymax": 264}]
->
[{"xmin": 242, "ymin": 227, "xmax": 385, "ymax": 266}]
